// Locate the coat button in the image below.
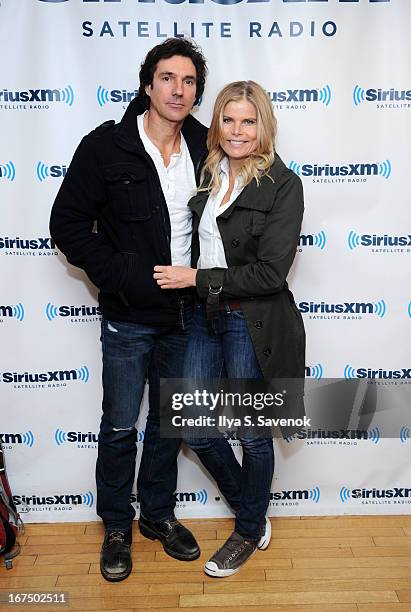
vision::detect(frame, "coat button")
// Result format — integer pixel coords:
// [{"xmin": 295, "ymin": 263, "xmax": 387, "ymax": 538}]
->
[
  {"xmin": 231, "ymin": 238, "xmax": 240, "ymax": 248},
  {"xmin": 254, "ymin": 320, "xmax": 263, "ymax": 329},
  {"xmin": 263, "ymin": 348, "xmax": 272, "ymax": 357}
]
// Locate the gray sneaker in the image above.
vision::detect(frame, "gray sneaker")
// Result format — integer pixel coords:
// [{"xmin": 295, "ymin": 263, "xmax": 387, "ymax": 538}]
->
[{"xmin": 204, "ymin": 532, "xmax": 258, "ymax": 577}]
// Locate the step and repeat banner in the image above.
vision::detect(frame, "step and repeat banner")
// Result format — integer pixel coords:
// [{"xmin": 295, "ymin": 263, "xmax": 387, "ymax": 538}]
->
[{"xmin": 1, "ymin": 0, "xmax": 410, "ymax": 522}]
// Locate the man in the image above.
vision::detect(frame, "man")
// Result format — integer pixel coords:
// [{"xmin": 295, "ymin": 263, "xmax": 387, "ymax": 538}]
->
[{"xmin": 50, "ymin": 38, "xmax": 208, "ymax": 582}]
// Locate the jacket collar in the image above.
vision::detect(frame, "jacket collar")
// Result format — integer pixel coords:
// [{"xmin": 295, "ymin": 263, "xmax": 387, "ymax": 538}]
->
[
  {"xmin": 113, "ymin": 96, "xmax": 207, "ymax": 178},
  {"xmin": 188, "ymin": 171, "xmax": 276, "ymax": 221}
]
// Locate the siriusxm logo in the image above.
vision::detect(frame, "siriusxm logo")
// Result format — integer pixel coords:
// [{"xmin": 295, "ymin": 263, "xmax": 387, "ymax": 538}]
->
[
  {"xmin": 0, "ymin": 86, "xmax": 74, "ymax": 106},
  {"xmin": 174, "ymin": 489, "xmax": 208, "ymax": 504},
  {"xmin": 0, "ymin": 366, "xmax": 90, "ymax": 385},
  {"xmin": 0, "ymin": 236, "xmax": 57, "ymax": 257},
  {"xmin": 305, "ymin": 363, "xmax": 323, "ymax": 379},
  {"xmin": 268, "ymin": 85, "xmax": 331, "ymax": 106},
  {"xmin": 287, "ymin": 427, "xmax": 380, "ymax": 444},
  {"xmin": 45, "ymin": 303, "xmax": 101, "ymax": 321},
  {"xmin": 54, "ymin": 429, "xmax": 145, "ymax": 445},
  {"xmin": 0, "ymin": 161, "xmax": 16, "ymax": 181},
  {"xmin": 299, "ymin": 231, "xmax": 326, "ymax": 250},
  {"xmin": 400, "ymin": 426, "xmax": 410, "ymax": 443},
  {"xmin": 55, "ymin": 429, "xmax": 98, "ymax": 445},
  {"xmin": 340, "ymin": 486, "xmax": 411, "ymax": 504},
  {"xmin": 353, "ymin": 85, "xmax": 411, "ymax": 106},
  {"xmin": 347, "ymin": 232, "xmax": 411, "ymax": 251},
  {"xmin": 270, "ymin": 487, "xmax": 320, "ymax": 503},
  {"xmin": 97, "ymin": 86, "xmax": 138, "ymax": 107},
  {"xmin": 36, "ymin": 162, "xmax": 67, "ymax": 182},
  {"xmin": 298, "ymin": 300, "xmax": 387, "ymax": 318},
  {"xmin": 0, "ymin": 431, "xmax": 35, "ymax": 447},
  {"xmin": 14, "ymin": 491, "xmax": 94, "ymax": 508},
  {"xmin": 289, "ymin": 160, "xmax": 391, "ymax": 180},
  {"xmin": 0, "ymin": 304, "xmax": 25, "ymax": 322},
  {"xmin": 344, "ymin": 365, "xmax": 411, "ymax": 380}
]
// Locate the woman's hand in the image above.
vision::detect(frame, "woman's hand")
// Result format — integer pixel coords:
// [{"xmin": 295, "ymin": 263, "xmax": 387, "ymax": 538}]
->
[{"xmin": 154, "ymin": 265, "xmax": 197, "ymax": 289}]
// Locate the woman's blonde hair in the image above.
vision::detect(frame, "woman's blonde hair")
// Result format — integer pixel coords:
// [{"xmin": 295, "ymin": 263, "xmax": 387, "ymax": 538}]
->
[{"xmin": 201, "ymin": 80, "xmax": 276, "ymax": 193}]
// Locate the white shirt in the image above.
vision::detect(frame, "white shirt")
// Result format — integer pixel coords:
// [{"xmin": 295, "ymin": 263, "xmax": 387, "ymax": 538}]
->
[
  {"xmin": 198, "ymin": 157, "xmax": 245, "ymax": 269},
  {"xmin": 137, "ymin": 112, "xmax": 196, "ymax": 266}
]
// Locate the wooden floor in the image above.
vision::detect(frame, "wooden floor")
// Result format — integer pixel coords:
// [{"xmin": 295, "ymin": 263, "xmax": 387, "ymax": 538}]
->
[{"xmin": 1, "ymin": 516, "xmax": 411, "ymax": 612}]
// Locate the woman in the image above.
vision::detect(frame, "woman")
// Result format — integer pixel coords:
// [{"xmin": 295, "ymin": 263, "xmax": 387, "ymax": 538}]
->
[{"xmin": 154, "ymin": 81, "xmax": 305, "ymax": 576}]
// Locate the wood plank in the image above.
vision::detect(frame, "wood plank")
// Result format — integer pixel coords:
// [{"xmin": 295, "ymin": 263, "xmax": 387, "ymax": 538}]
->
[
  {"xmin": 26, "ymin": 535, "xmax": 164, "ymax": 550},
  {"xmin": 34, "ymin": 553, "xmax": 100, "ymax": 565},
  {"xmin": 265, "ymin": 567, "xmax": 411, "ymax": 581},
  {"xmin": 397, "ymin": 591, "xmax": 411, "ymax": 602},
  {"xmin": 374, "ymin": 537, "xmax": 411, "ymax": 547},
  {"xmin": 221, "ymin": 527, "xmax": 403, "ymax": 539},
  {"xmin": 359, "ymin": 606, "xmax": 411, "ymax": 612},
  {"xmin": 352, "ymin": 547, "xmax": 411, "ymax": 558},
  {"xmin": 205, "ymin": 579, "xmax": 411, "ymax": 594},
  {"xmin": 0, "ymin": 576, "xmax": 57, "ymax": 588},
  {"xmin": 22, "ymin": 544, "xmax": 155, "ymax": 559},
  {"xmin": 293, "ymin": 556, "xmax": 411, "ymax": 568},
  {"xmin": 179, "ymin": 591, "xmax": 399, "ymax": 606},
  {"xmin": 22, "ymin": 523, "xmax": 87, "ymax": 535},
  {"xmin": 0, "ymin": 563, "xmax": 90, "ymax": 577}
]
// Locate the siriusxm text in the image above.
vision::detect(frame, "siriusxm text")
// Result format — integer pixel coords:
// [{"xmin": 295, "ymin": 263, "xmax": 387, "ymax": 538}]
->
[
  {"xmin": 300, "ymin": 164, "xmax": 381, "ymax": 177},
  {"xmin": 1, "ymin": 371, "xmax": 82, "ymax": 383},
  {"xmin": 0, "ymin": 90, "xmax": 67, "ymax": 103},
  {"xmin": 0, "ymin": 237, "xmax": 56, "ymax": 250},
  {"xmin": 358, "ymin": 235, "xmax": 411, "ymax": 247},
  {"xmin": 13, "ymin": 495, "xmax": 84, "ymax": 506},
  {"xmin": 299, "ymin": 302, "xmax": 378, "ymax": 314},
  {"xmin": 356, "ymin": 368, "xmax": 411, "ymax": 379}
]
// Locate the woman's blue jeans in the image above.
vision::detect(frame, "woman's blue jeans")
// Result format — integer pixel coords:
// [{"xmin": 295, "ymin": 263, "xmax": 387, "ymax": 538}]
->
[{"xmin": 183, "ymin": 304, "xmax": 274, "ymax": 541}]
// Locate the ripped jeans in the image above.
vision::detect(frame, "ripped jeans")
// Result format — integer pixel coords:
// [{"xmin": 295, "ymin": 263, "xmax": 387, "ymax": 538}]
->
[{"xmin": 96, "ymin": 311, "xmax": 191, "ymax": 530}]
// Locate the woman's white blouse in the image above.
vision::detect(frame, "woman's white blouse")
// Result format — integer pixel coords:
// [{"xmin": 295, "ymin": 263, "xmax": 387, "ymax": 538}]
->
[{"xmin": 197, "ymin": 157, "xmax": 245, "ymax": 269}]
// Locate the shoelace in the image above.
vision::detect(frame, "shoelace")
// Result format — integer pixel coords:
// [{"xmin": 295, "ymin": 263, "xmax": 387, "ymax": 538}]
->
[
  {"xmin": 221, "ymin": 535, "xmax": 247, "ymax": 560},
  {"xmin": 107, "ymin": 531, "xmax": 126, "ymax": 544}
]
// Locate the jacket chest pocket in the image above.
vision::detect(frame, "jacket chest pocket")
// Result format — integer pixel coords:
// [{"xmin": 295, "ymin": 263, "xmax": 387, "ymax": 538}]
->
[
  {"xmin": 104, "ymin": 165, "xmax": 152, "ymax": 221},
  {"xmin": 243, "ymin": 209, "xmax": 268, "ymax": 237}
]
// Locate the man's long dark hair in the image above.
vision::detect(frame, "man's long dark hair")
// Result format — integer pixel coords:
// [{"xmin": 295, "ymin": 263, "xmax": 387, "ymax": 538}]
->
[{"xmin": 138, "ymin": 38, "xmax": 207, "ymax": 107}]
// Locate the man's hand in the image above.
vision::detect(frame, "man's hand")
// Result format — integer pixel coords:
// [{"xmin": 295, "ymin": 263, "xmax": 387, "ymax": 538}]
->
[{"xmin": 154, "ymin": 265, "xmax": 197, "ymax": 289}]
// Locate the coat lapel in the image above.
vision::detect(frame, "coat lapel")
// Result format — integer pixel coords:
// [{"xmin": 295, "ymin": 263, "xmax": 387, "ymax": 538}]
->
[{"xmin": 218, "ymin": 174, "xmax": 275, "ymax": 220}]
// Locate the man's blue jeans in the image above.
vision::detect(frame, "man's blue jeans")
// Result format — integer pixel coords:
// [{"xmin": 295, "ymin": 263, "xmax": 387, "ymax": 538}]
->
[
  {"xmin": 183, "ymin": 304, "xmax": 274, "ymax": 541},
  {"xmin": 96, "ymin": 307, "xmax": 191, "ymax": 530}
]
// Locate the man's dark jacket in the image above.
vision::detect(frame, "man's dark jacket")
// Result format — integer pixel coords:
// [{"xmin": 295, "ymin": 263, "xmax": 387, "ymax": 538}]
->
[{"xmin": 50, "ymin": 97, "xmax": 208, "ymax": 326}]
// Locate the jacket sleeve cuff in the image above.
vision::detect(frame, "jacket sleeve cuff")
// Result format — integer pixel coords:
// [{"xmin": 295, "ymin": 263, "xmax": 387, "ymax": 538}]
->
[{"xmin": 195, "ymin": 269, "xmax": 210, "ymax": 298}]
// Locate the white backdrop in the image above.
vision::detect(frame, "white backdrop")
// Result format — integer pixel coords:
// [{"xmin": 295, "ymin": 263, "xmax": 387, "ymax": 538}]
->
[{"xmin": 1, "ymin": 0, "xmax": 410, "ymax": 523}]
